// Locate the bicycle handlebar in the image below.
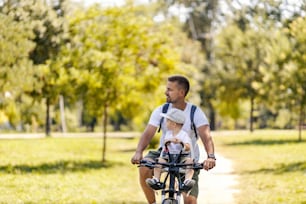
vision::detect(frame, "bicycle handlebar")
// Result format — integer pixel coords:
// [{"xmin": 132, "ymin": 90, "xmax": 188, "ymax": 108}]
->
[{"xmin": 139, "ymin": 159, "xmax": 203, "ymax": 170}]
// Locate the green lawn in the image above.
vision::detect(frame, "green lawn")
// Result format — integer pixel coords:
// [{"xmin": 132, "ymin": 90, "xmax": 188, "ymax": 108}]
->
[
  {"xmin": 213, "ymin": 130, "xmax": 306, "ymax": 204},
  {"xmin": 0, "ymin": 130, "xmax": 305, "ymax": 204},
  {"xmin": 0, "ymin": 137, "xmax": 145, "ymax": 204}
]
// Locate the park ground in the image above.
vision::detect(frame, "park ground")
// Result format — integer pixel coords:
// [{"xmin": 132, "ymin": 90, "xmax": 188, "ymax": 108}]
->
[{"xmin": 0, "ymin": 129, "xmax": 305, "ymax": 203}]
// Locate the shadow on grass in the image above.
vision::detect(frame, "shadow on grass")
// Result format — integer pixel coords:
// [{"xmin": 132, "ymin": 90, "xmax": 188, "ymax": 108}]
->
[
  {"xmin": 0, "ymin": 159, "xmax": 124, "ymax": 174},
  {"xmin": 226, "ymin": 139, "xmax": 305, "ymax": 146},
  {"xmin": 119, "ymin": 148, "xmax": 137, "ymax": 153},
  {"xmin": 245, "ymin": 161, "xmax": 306, "ymax": 174}
]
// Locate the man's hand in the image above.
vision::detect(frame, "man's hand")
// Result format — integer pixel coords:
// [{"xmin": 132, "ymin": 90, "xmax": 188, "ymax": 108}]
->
[
  {"xmin": 131, "ymin": 151, "xmax": 143, "ymax": 164},
  {"xmin": 203, "ymin": 158, "xmax": 216, "ymax": 171}
]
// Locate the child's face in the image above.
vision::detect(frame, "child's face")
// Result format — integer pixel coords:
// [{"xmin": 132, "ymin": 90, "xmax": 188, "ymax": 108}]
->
[{"xmin": 166, "ymin": 119, "xmax": 176, "ymax": 130}]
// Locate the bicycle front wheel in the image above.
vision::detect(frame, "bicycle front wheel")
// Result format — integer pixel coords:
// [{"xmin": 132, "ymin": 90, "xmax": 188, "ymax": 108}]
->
[{"xmin": 162, "ymin": 198, "xmax": 178, "ymax": 204}]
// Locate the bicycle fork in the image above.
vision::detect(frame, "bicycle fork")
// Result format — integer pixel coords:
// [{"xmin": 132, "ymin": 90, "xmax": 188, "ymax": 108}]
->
[{"xmin": 161, "ymin": 170, "xmax": 181, "ymax": 204}]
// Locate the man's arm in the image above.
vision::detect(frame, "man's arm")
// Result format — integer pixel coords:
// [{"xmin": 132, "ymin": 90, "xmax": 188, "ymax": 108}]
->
[
  {"xmin": 131, "ymin": 124, "xmax": 157, "ymax": 164},
  {"xmin": 197, "ymin": 125, "xmax": 216, "ymax": 170}
]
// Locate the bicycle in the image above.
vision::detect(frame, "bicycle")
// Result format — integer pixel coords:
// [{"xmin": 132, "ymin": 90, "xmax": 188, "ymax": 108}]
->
[{"xmin": 139, "ymin": 142, "xmax": 203, "ymax": 204}]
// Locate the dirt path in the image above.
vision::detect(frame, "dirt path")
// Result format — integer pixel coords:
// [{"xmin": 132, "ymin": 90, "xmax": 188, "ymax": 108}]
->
[{"xmin": 198, "ymin": 147, "xmax": 239, "ymax": 204}]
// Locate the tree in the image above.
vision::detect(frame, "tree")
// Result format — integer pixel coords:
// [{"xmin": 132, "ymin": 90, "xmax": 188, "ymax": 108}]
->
[
  {"xmin": 2, "ymin": 0, "xmax": 69, "ymax": 135},
  {"xmin": 0, "ymin": 12, "xmax": 35, "ymax": 128},
  {"xmin": 260, "ymin": 15, "xmax": 306, "ymax": 140},
  {"xmin": 215, "ymin": 21, "xmax": 275, "ymax": 131},
  {"xmin": 156, "ymin": 0, "xmax": 222, "ymax": 130},
  {"xmin": 285, "ymin": 17, "xmax": 306, "ymax": 140},
  {"xmin": 213, "ymin": 0, "xmax": 306, "ymax": 131},
  {"xmin": 64, "ymin": 3, "xmax": 201, "ymax": 162}
]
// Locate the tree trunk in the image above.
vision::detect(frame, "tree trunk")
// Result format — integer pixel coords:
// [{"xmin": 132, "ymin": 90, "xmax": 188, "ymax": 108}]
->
[
  {"xmin": 77, "ymin": 99, "xmax": 83, "ymax": 127},
  {"xmin": 59, "ymin": 95, "xmax": 67, "ymax": 133},
  {"xmin": 208, "ymin": 102, "xmax": 216, "ymax": 130},
  {"xmin": 102, "ymin": 103, "xmax": 108, "ymax": 163},
  {"xmin": 298, "ymin": 101, "xmax": 304, "ymax": 141},
  {"xmin": 187, "ymin": 15, "xmax": 198, "ymax": 40},
  {"xmin": 250, "ymin": 97, "xmax": 254, "ymax": 132},
  {"xmin": 45, "ymin": 97, "xmax": 51, "ymax": 137}
]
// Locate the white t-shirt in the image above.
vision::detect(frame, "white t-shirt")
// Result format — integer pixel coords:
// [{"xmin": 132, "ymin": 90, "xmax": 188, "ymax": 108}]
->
[
  {"xmin": 163, "ymin": 130, "xmax": 191, "ymax": 154},
  {"xmin": 148, "ymin": 102, "xmax": 209, "ymax": 162}
]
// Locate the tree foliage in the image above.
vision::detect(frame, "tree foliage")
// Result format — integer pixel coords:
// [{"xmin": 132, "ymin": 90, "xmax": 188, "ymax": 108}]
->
[
  {"xmin": 0, "ymin": 12, "xmax": 35, "ymax": 127},
  {"xmin": 215, "ymin": 22, "xmax": 274, "ymax": 131},
  {"xmin": 0, "ymin": 0, "xmax": 305, "ymax": 140},
  {"xmin": 212, "ymin": 0, "xmax": 306, "ymax": 133},
  {"xmin": 64, "ymin": 3, "xmax": 201, "ymax": 125},
  {"xmin": 61, "ymin": 3, "xmax": 202, "ymax": 161},
  {"xmin": 155, "ymin": 0, "xmax": 222, "ymax": 130},
  {"xmin": 284, "ymin": 17, "xmax": 306, "ymax": 140}
]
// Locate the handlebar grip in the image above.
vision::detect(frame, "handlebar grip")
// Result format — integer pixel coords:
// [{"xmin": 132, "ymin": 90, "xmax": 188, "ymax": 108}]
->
[
  {"xmin": 140, "ymin": 160, "xmax": 148, "ymax": 164},
  {"xmin": 193, "ymin": 163, "xmax": 204, "ymax": 170},
  {"xmin": 138, "ymin": 160, "xmax": 156, "ymax": 169}
]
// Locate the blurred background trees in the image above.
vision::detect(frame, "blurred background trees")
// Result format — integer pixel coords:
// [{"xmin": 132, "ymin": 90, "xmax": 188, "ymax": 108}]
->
[{"xmin": 0, "ymin": 0, "xmax": 305, "ymax": 139}]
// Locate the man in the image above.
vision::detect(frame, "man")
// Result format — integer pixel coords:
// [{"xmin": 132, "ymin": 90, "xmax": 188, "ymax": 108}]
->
[{"xmin": 131, "ymin": 75, "xmax": 216, "ymax": 204}]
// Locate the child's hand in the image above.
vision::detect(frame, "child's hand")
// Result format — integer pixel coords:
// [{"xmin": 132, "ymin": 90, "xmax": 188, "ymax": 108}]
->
[
  {"xmin": 164, "ymin": 139, "xmax": 172, "ymax": 146},
  {"xmin": 184, "ymin": 143, "xmax": 191, "ymax": 151},
  {"xmin": 165, "ymin": 138, "xmax": 181, "ymax": 144},
  {"xmin": 168, "ymin": 138, "xmax": 180, "ymax": 144}
]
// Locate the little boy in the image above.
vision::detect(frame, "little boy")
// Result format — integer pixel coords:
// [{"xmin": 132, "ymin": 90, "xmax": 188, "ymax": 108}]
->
[{"xmin": 145, "ymin": 108, "xmax": 195, "ymax": 190}]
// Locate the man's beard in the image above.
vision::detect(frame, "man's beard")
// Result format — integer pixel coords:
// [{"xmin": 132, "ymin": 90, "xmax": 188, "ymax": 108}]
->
[{"xmin": 166, "ymin": 97, "xmax": 171, "ymax": 103}]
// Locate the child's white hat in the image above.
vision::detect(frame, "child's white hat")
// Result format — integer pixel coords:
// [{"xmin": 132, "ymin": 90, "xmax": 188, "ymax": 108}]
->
[{"xmin": 160, "ymin": 108, "xmax": 185, "ymax": 124}]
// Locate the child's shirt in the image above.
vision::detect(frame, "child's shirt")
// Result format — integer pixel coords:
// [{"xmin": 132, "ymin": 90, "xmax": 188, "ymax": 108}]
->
[{"xmin": 162, "ymin": 130, "xmax": 192, "ymax": 155}]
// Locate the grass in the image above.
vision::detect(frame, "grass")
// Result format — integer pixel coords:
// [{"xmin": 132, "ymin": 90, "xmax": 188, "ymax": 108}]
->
[
  {"xmin": 0, "ymin": 130, "xmax": 305, "ymax": 204},
  {"xmin": 0, "ymin": 137, "xmax": 146, "ymax": 204},
  {"xmin": 213, "ymin": 130, "xmax": 306, "ymax": 204}
]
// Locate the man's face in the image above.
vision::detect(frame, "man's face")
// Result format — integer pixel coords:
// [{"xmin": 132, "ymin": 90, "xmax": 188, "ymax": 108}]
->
[{"xmin": 165, "ymin": 81, "xmax": 185, "ymax": 103}]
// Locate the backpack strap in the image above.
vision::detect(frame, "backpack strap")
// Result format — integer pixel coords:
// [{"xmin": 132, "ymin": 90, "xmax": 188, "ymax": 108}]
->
[
  {"xmin": 158, "ymin": 103, "xmax": 170, "ymax": 133},
  {"xmin": 190, "ymin": 105, "xmax": 198, "ymax": 138}
]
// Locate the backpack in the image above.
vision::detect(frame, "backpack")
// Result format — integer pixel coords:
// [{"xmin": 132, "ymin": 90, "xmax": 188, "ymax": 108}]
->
[{"xmin": 157, "ymin": 103, "xmax": 198, "ymax": 138}]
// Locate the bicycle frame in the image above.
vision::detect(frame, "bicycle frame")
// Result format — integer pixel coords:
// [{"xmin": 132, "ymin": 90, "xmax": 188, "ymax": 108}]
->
[{"xmin": 160, "ymin": 153, "xmax": 185, "ymax": 204}]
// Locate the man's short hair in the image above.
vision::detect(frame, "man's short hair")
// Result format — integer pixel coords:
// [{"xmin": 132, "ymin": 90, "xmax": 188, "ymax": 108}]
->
[{"xmin": 168, "ymin": 75, "xmax": 190, "ymax": 96}]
